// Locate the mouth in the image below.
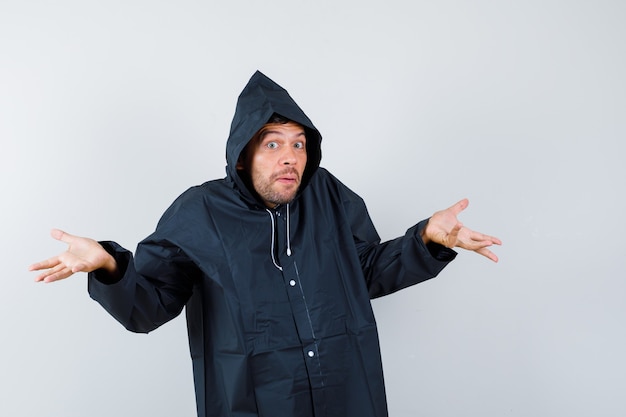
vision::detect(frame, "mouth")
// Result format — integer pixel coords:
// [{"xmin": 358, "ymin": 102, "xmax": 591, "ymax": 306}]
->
[{"xmin": 273, "ymin": 169, "xmax": 300, "ymax": 184}]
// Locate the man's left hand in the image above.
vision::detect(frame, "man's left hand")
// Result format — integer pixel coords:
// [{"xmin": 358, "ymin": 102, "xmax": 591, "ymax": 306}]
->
[{"xmin": 422, "ymin": 199, "xmax": 501, "ymax": 262}]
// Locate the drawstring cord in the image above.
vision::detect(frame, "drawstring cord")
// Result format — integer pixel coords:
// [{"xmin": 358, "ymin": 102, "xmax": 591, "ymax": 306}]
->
[
  {"xmin": 266, "ymin": 208, "xmax": 282, "ymax": 271},
  {"xmin": 265, "ymin": 204, "xmax": 292, "ymax": 271},
  {"xmin": 286, "ymin": 203, "xmax": 292, "ymax": 257}
]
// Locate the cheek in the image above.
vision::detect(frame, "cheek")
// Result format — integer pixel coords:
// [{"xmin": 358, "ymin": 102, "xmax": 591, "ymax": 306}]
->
[
  {"xmin": 251, "ymin": 156, "xmax": 271, "ymax": 177},
  {"xmin": 299, "ymin": 154, "xmax": 308, "ymax": 173}
]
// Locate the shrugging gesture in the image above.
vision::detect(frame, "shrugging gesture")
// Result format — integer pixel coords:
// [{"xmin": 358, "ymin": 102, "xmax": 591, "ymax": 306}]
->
[
  {"xmin": 26, "ymin": 72, "xmax": 503, "ymax": 416},
  {"xmin": 422, "ymin": 198, "xmax": 501, "ymax": 262},
  {"xmin": 29, "ymin": 229, "xmax": 118, "ymax": 283}
]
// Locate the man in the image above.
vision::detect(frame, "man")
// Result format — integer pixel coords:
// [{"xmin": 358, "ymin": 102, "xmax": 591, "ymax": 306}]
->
[{"xmin": 30, "ymin": 71, "xmax": 501, "ymax": 417}]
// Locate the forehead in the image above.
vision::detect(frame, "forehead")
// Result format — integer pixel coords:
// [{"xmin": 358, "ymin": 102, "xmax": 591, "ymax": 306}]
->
[{"xmin": 256, "ymin": 121, "xmax": 306, "ymax": 140}]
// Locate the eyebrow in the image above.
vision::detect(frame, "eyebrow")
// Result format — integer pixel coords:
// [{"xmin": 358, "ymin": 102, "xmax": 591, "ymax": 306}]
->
[{"xmin": 260, "ymin": 130, "xmax": 306, "ymax": 140}]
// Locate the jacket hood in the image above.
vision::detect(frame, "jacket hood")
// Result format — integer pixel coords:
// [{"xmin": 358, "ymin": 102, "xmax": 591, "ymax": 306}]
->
[{"xmin": 225, "ymin": 71, "xmax": 322, "ymax": 206}]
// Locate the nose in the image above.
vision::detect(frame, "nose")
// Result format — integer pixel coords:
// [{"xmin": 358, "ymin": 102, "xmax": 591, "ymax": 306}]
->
[{"xmin": 279, "ymin": 146, "xmax": 297, "ymax": 165}]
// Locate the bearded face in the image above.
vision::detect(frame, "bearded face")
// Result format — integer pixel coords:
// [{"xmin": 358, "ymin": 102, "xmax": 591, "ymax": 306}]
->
[{"xmin": 238, "ymin": 121, "xmax": 307, "ymax": 207}]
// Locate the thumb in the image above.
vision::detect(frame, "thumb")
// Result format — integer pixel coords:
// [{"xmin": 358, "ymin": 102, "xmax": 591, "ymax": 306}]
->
[
  {"xmin": 50, "ymin": 228, "xmax": 75, "ymax": 244},
  {"xmin": 448, "ymin": 198, "xmax": 469, "ymax": 216}
]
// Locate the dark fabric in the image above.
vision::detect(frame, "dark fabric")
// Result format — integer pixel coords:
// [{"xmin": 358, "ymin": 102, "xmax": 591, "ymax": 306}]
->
[{"xmin": 88, "ymin": 71, "xmax": 456, "ymax": 417}]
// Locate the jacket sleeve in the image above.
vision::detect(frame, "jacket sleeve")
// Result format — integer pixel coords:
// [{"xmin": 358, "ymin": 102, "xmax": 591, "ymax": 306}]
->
[
  {"xmin": 87, "ymin": 236, "xmax": 200, "ymax": 334},
  {"xmin": 341, "ymin": 186, "xmax": 457, "ymax": 299},
  {"xmin": 362, "ymin": 220, "xmax": 457, "ymax": 299}
]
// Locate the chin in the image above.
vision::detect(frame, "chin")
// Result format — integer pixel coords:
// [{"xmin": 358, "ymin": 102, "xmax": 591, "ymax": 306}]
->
[{"xmin": 269, "ymin": 193, "xmax": 297, "ymax": 206}]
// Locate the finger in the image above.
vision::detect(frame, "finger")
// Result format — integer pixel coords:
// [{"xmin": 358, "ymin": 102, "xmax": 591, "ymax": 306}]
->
[
  {"xmin": 470, "ymin": 231, "xmax": 501, "ymax": 245},
  {"xmin": 50, "ymin": 228, "xmax": 76, "ymax": 244},
  {"xmin": 34, "ymin": 270, "xmax": 49, "ymax": 282},
  {"xmin": 29, "ymin": 257, "xmax": 60, "ymax": 271},
  {"xmin": 476, "ymin": 246, "xmax": 499, "ymax": 263},
  {"xmin": 457, "ymin": 239, "xmax": 493, "ymax": 253},
  {"xmin": 34, "ymin": 263, "xmax": 67, "ymax": 282},
  {"xmin": 43, "ymin": 266, "xmax": 74, "ymax": 283},
  {"xmin": 447, "ymin": 198, "xmax": 469, "ymax": 216},
  {"xmin": 446, "ymin": 222, "xmax": 463, "ymax": 247},
  {"xmin": 465, "ymin": 228, "xmax": 502, "ymax": 246}
]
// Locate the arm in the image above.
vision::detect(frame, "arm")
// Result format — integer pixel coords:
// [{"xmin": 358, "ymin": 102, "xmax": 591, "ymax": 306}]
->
[
  {"xmin": 87, "ymin": 238, "xmax": 199, "ymax": 333},
  {"xmin": 333, "ymin": 184, "xmax": 456, "ymax": 298},
  {"xmin": 348, "ymin": 196, "xmax": 500, "ymax": 298},
  {"xmin": 357, "ymin": 218, "xmax": 457, "ymax": 298},
  {"xmin": 30, "ymin": 229, "xmax": 199, "ymax": 333}
]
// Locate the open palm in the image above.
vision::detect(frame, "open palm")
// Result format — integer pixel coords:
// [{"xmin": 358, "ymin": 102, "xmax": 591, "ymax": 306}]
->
[{"xmin": 29, "ymin": 229, "xmax": 117, "ymax": 283}]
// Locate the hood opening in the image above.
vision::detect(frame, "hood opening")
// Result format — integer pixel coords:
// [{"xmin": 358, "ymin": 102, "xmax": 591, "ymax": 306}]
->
[{"xmin": 225, "ymin": 71, "xmax": 322, "ymax": 207}]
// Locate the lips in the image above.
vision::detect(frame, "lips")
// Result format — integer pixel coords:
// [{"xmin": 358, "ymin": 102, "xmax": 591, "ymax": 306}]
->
[{"xmin": 272, "ymin": 169, "xmax": 300, "ymax": 183}]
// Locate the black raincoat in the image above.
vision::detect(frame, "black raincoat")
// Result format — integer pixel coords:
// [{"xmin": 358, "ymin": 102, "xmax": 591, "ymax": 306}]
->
[{"xmin": 88, "ymin": 71, "xmax": 457, "ymax": 417}]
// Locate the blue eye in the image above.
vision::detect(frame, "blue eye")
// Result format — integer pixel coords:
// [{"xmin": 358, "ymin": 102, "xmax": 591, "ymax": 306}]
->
[
  {"xmin": 294, "ymin": 142, "xmax": 305, "ymax": 149},
  {"xmin": 266, "ymin": 142, "xmax": 278, "ymax": 149}
]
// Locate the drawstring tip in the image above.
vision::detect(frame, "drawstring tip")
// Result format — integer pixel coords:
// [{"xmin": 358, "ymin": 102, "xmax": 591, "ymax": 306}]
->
[{"xmin": 287, "ymin": 248, "xmax": 292, "ymax": 257}]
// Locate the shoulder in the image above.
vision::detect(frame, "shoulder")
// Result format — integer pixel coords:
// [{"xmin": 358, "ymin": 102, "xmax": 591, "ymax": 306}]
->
[
  {"xmin": 158, "ymin": 178, "xmax": 235, "ymax": 224},
  {"xmin": 309, "ymin": 167, "xmax": 364, "ymax": 200},
  {"xmin": 310, "ymin": 167, "xmax": 349, "ymax": 192},
  {"xmin": 304, "ymin": 167, "xmax": 368, "ymax": 214},
  {"xmin": 174, "ymin": 178, "xmax": 232, "ymax": 203}
]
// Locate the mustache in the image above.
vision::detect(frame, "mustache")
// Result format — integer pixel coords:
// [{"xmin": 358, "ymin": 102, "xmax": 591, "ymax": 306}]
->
[{"xmin": 271, "ymin": 168, "xmax": 301, "ymax": 181}]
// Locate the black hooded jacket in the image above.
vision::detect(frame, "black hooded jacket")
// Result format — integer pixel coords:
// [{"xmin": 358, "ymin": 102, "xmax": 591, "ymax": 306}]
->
[{"xmin": 88, "ymin": 71, "xmax": 456, "ymax": 417}]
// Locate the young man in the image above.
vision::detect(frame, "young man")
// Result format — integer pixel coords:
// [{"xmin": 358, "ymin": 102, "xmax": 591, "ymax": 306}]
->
[{"xmin": 30, "ymin": 71, "xmax": 501, "ymax": 417}]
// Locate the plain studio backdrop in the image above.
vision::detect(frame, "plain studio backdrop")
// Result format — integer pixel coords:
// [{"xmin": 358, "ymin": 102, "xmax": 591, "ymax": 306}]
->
[{"xmin": 1, "ymin": 1, "xmax": 624, "ymax": 416}]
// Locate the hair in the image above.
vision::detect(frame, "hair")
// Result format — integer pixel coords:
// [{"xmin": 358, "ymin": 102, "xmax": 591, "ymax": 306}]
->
[
  {"xmin": 238, "ymin": 114, "xmax": 300, "ymax": 163},
  {"xmin": 266, "ymin": 113, "xmax": 294, "ymax": 125}
]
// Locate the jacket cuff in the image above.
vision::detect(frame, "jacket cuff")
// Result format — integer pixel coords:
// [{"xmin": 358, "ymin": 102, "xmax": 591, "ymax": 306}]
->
[
  {"xmin": 416, "ymin": 219, "xmax": 457, "ymax": 262},
  {"xmin": 88, "ymin": 241, "xmax": 131, "ymax": 285}
]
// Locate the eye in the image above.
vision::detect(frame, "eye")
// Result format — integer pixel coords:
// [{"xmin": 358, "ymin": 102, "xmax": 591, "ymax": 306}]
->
[
  {"xmin": 266, "ymin": 141, "xmax": 278, "ymax": 149},
  {"xmin": 294, "ymin": 142, "xmax": 305, "ymax": 149}
]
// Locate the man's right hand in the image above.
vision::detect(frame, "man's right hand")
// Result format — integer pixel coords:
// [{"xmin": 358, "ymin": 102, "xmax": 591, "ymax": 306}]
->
[{"xmin": 29, "ymin": 229, "xmax": 118, "ymax": 283}]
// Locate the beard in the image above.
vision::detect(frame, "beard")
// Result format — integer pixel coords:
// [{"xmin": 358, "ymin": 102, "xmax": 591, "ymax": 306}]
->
[{"xmin": 252, "ymin": 168, "xmax": 302, "ymax": 207}]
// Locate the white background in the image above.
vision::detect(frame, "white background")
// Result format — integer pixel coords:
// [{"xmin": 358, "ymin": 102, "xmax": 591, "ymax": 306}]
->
[{"xmin": 2, "ymin": 1, "xmax": 625, "ymax": 416}]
